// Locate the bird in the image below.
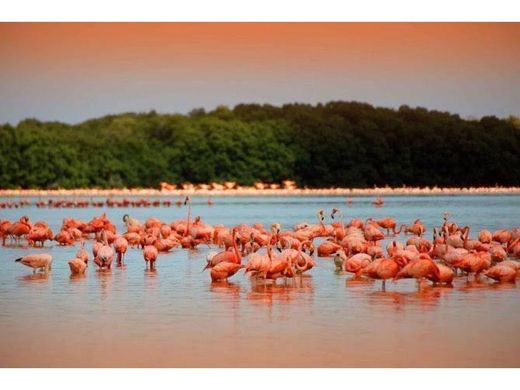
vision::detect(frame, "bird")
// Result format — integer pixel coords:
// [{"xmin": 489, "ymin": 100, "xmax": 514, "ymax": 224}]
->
[
  {"xmin": 68, "ymin": 258, "xmax": 87, "ymax": 274},
  {"xmin": 76, "ymin": 240, "xmax": 89, "ymax": 264},
  {"xmin": 143, "ymin": 245, "xmax": 159, "ymax": 269},
  {"xmin": 15, "ymin": 253, "xmax": 52, "ymax": 273},
  {"xmin": 484, "ymin": 265, "xmax": 516, "ymax": 283},
  {"xmin": 113, "ymin": 236, "xmax": 128, "ymax": 266},
  {"xmin": 394, "ymin": 254, "xmax": 441, "ymax": 288},
  {"xmin": 210, "ymin": 261, "xmax": 244, "ymax": 282},
  {"xmin": 94, "ymin": 231, "xmax": 114, "ymax": 270},
  {"xmin": 363, "ymin": 256, "xmax": 407, "ymax": 290}
]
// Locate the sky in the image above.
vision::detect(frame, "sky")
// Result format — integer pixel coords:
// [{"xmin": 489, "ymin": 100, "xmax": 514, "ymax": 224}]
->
[{"xmin": 0, "ymin": 23, "xmax": 519, "ymax": 124}]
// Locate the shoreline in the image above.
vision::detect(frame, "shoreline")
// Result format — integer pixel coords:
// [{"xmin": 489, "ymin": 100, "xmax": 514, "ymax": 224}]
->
[{"xmin": 1, "ymin": 186, "xmax": 520, "ymax": 197}]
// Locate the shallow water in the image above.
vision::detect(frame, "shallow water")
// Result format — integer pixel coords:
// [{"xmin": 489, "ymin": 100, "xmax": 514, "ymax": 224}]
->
[{"xmin": 0, "ymin": 195, "xmax": 519, "ymax": 367}]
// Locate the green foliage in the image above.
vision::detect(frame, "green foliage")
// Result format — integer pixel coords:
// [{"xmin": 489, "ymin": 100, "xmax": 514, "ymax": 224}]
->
[{"xmin": 0, "ymin": 102, "xmax": 519, "ymax": 188}]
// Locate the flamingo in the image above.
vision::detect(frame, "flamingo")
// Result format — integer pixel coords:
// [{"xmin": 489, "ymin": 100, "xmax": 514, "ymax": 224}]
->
[
  {"xmin": 317, "ymin": 239, "xmax": 342, "ymax": 257},
  {"xmin": 372, "ymin": 197, "xmax": 384, "ymax": 207},
  {"xmin": 364, "ymin": 223, "xmax": 385, "ymax": 244},
  {"xmin": 15, "ymin": 253, "xmax": 52, "ymax": 273},
  {"xmin": 452, "ymin": 251, "xmax": 491, "ymax": 281},
  {"xmin": 68, "ymin": 258, "xmax": 87, "ymax": 274},
  {"xmin": 362, "ymin": 256, "xmax": 407, "ymax": 290},
  {"xmin": 143, "ymin": 245, "xmax": 158, "ymax": 269},
  {"xmin": 9, "ymin": 216, "xmax": 32, "ymax": 245},
  {"xmin": 113, "ymin": 236, "xmax": 128, "ymax": 266},
  {"xmin": 209, "ymin": 261, "xmax": 244, "ymax": 282},
  {"xmin": 344, "ymin": 253, "xmax": 372, "ymax": 278},
  {"xmin": 394, "ymin": 254, "xmax": 441, "ymax": 288},
  {"xmin": 427, "ymin": 263, "xmax": 455, "ymax": 285},
  {"xmin": 76, "ymin": 240, "xmax": 89, "ymax": 263},
  {"xmin": 478, "ymin": 230, "xmax": 492, "ymax": 244},
  {"xmin": 484, "ymin": 265, "xmax": 516, "ymax": 283},
  {"xmin": 94, "ymin": 231, "xmax": 114, "ymax": 270},
  {"xmin": 204, "ymin": 227, "xmax": 242, "ymax": 269},
  {"xmin": 244, "ymin": 252, "xmax": 271, "ymax": 280}
]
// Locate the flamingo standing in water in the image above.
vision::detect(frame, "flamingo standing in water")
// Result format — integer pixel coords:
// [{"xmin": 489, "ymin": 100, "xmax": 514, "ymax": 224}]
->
[
  {"xmin": 76, "ymin": 240, "xmax": 89, "ymax": 264},
  {"xmin": 113, "ymin": 236, "xmax": 128, "ymax": 266},
  {"xmin": 372, "ymin": 197, "xmax": 384, "ymax": 207},
  {"xmin": 9, "ymin": 216, "xmax": 32, "ymax": 245},
  {"xmin": 393, "ymin": 253, "xmax": 441, "ymax": 289},
  {"xmin": 68, "ymin": 258, "xmax": 87, "ymax": 275},
  {"xmin": 143, "ymin": 245, "xmax": 158, "ymax": 269},
  {"xmin": 452, "ymin": 251, "xmax": 491, "ymax": 281},
  {"xmin": 343, "ymin": 252, "xmax": 372, "ymax": 278},
  {"xmin": 94, "ymin": 231, "xmax": 114, "ymax": 270},
  {"xmin": 484, "ymin": 265, "xmax": 516, "ymax": 283},
  {"xmin": 15, "ymin": 253, "xmax": 52, "ymax": 273},
  {"xmin": 204, "ymin": 227, "xmax": 242, "ymax": 269},
  {"xmin": 206, "ymin": 226, "xmax": 246, "ymax": 282},
  {"xmin": 362, "ymin": 256, "xmax": 407, "ymax": 290}
]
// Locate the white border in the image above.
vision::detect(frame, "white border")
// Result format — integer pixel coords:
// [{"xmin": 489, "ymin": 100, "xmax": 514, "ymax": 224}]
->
[
  {"xmin": 1, "ymin": 368, "xmax": 519, "ymax": 390},
  {"xmin": 1, "ymin": 0, "xmax": 520, "ymax": 21}
]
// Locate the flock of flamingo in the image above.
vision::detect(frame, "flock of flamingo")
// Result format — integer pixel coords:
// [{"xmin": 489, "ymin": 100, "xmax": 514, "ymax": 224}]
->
[
  {"xmin": 0, "ymin": 197, "xmax": 215, "ymax": 209},
  {"xmin": 1, "ymin": 196, "xmax": 519, "ymax": 289}
]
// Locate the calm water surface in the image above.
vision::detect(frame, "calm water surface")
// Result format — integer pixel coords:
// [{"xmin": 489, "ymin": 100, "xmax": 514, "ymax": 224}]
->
[{"xmin": 0, "ymin": 195, "xmax": 519, "ymax": 367}]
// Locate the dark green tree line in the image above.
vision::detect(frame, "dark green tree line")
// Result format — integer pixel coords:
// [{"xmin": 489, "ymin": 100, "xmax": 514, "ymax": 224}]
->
[{"xmin": 0, "ymin": 101, "xmax": 518, "ymax": 189}]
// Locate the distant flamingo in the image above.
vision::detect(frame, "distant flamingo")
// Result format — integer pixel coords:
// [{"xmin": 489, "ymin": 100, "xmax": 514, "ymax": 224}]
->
[{"xmin": 372, "ymin": 197, "xmax": 384, "ymax": 207}]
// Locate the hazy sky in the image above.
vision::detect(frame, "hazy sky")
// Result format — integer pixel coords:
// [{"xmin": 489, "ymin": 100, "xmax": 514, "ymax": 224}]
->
[{"xmin": 1, "ymin": 23, "xmax": 519, "ymax": 124}]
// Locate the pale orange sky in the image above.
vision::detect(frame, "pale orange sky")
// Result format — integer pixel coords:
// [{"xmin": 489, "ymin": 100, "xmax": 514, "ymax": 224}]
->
[{"xmin": 0, "ymin": 23, "xmax": 519, "ymax": 123}]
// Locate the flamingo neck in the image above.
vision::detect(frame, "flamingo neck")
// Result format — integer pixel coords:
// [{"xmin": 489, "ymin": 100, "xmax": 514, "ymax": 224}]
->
[
  {"xmin": 184, "ymin": 202, "xmax": 191, "ymax": 237},
  {"xmin": 232, "ymin": 232, "xmax": 241, "ymax": 264}
]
